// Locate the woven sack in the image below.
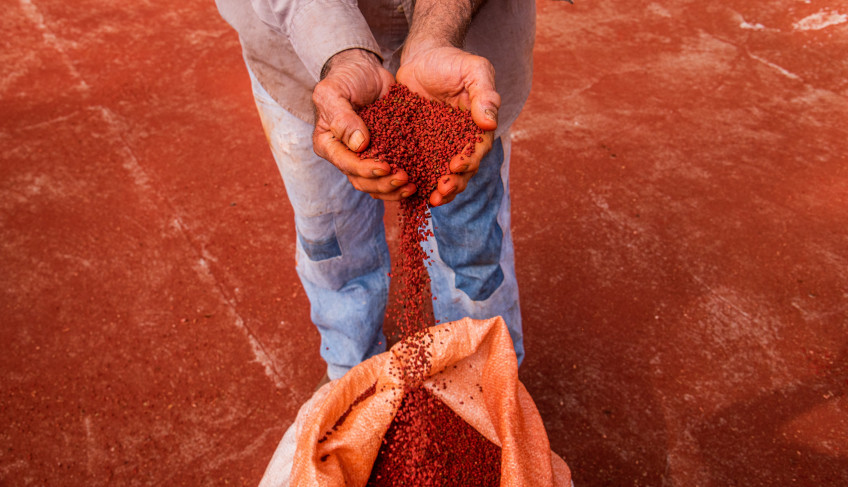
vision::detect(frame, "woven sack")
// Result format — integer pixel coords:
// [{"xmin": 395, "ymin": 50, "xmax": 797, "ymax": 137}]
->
[{"xmin": 259, "ymin": 316, "xmax": 571, "ymax": 487}]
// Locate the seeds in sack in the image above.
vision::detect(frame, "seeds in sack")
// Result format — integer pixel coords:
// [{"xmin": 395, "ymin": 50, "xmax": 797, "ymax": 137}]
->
[
  {"xmin": 366, "ymin": 387, "xmax": 500, "ymax": 487},
  {"xmin": 355, "ymin": 84, "xmax": 500, "ymax": 484}
]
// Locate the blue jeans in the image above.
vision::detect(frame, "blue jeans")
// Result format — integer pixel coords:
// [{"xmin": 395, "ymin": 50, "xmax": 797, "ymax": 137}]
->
[{"xmin": 248, "ymin": 69, "xmax": 523, "ymax": 379}]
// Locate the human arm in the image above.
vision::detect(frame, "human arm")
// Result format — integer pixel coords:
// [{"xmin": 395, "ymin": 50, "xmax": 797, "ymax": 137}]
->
[
  {"xmin": 312, "ymin": 49, "xmax": 416, "ymax": 200},
  {"xmin": 396, "ymin": 0, "xmax": 500, "ymax": 206},
  {"xmin": 250, "ymin": 0, "xmax": 416, "ymax": 199}
]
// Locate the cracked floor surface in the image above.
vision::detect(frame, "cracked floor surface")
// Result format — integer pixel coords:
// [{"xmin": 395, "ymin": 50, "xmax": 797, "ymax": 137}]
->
[{"xmin": 2, "ymin": 0, "xmax": 847, "ymax": 485}]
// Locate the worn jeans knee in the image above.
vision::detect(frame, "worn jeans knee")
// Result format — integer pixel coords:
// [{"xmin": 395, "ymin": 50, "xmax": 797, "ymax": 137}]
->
[
  {"xmin": 426, "ymin": 136, "xmax": 524, "ymax": 364},
  {"xmin": 430, "ymin": 139, "xmax": 506, "ymax": 301}
]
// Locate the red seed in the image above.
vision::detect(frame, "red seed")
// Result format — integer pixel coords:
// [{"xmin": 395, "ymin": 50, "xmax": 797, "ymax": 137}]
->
[
  {"xmin": 365, "ymin": 387, "xmax": 500, "ymax": 487},
  {"xmin": 345, "ymin": 86, "xmax": 496, "ymax": 484}
]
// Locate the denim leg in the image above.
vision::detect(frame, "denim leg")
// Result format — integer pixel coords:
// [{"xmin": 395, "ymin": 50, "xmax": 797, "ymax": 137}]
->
[
  {"xmin": 247, "ymin": 69, "xmax": 389, "ymax": 380},
  {"xmin": 426, "ymin": 135, "xmax": 524, "ymax": 364}
]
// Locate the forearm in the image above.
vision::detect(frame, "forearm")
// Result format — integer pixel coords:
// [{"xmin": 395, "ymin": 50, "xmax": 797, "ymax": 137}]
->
[{"xmin": 402, "ymin": 0, "xmax": 487, "ymax": 61}]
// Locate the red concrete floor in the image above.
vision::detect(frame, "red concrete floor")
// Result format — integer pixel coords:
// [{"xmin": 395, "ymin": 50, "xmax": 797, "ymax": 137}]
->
[{"xmin": 1, "ymin": 0, "xmax": 846, "ymax": 485}]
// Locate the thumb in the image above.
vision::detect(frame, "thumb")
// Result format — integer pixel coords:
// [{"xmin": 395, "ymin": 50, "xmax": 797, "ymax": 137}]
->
[
  {"xmin": 471, "ymin": 97, "xmax": 499, "ymax": 132},
  {"xmin": 465, "ymin": 65, "xmax": 501, "ymax": 132},
  {"xmin": 329, "ymin": 98, "xmax": 370, "ymax": 153},
  {"xmin": 313, "ymin": 83, "xmax": 371, "ymax": 152}
]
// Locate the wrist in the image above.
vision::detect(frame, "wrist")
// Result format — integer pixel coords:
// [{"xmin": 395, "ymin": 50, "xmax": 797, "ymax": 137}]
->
[
  {"xmin": 321, "ymin": 48, "xmax": 382, "ymax": 80},
  {"xmin": 401, "ymin": 0, "xmax": 484, "ymax": 65},
  {"xmin": 401, "ymin": 40, "xmax": 453, "ymax": 66}
]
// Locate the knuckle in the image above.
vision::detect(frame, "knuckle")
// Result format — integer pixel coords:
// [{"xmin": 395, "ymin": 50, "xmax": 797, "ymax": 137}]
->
[
  {"xmin": 382, "ymin": 181, "xmax": 397, "ymax": 194},
  {"xmin": 313, "ymin": 79, "xmax": 332, "ymax": 97},
  {"xmin": 312, "ymin": 138, "xmax": 329, "ymax": 159},
  {"xmin": 311, "ymin": 85, "xmax": 328, "ymax": 108}
]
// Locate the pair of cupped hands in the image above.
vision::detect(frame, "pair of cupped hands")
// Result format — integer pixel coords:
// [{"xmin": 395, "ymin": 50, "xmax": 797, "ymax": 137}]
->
[{"xmin": 312, "ymin": 45, "xmax": 500, "ymax": 207}]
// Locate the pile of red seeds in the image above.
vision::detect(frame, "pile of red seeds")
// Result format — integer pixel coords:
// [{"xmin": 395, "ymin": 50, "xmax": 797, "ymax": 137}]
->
[
  {"xmin": 359, "ymin": 84, "xmax": 482, "ymax": 351},
  {"xmin": 353, "ymin": 84, "xmax": 500, "ymax": 485},
  {"xmin": 365, "ymin": 387, "xmax": 501, "ymax": 487}
]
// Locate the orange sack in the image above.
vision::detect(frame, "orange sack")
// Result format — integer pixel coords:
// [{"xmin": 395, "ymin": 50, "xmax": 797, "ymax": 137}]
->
[{"xmin": 258, "ymin": 317, "xmax": 572, "ymax": 487}]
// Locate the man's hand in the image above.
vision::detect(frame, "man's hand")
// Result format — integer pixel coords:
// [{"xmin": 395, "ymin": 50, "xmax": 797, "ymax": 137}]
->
[
  {"xmin": 397, "ymin": 46, "xmax": 499, "ymax": 206},
  {"xmin": 397, "ymin": 0, "xmax": 499, "ymax": 207},
  {"xmin": 312, "ymin": 48, "xmax": 417, "ymax": 200}
]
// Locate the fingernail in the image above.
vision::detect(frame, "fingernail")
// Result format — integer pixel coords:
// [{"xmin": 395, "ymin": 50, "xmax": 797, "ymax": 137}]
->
[
  {"xmin": 485, "ymin": 108, "xmax": 497, "ymax": 121},
  {"xmin": 400, "ymin": 191, "xmax": 411, "ymax": 198},
  {"xmin": 456, "ymin": 164, "xmax": 469, "ymax": 173},
  {"xmin": 372, "ymin": 168, "xmax": 388, "ymax": 177},
  {"xmin": 390, "ymin": 179, "xmax": 403, "ymax": 187},
  {"xmin": 349, "ymin": 130, "xmax": 365, "ymax": 151}
]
